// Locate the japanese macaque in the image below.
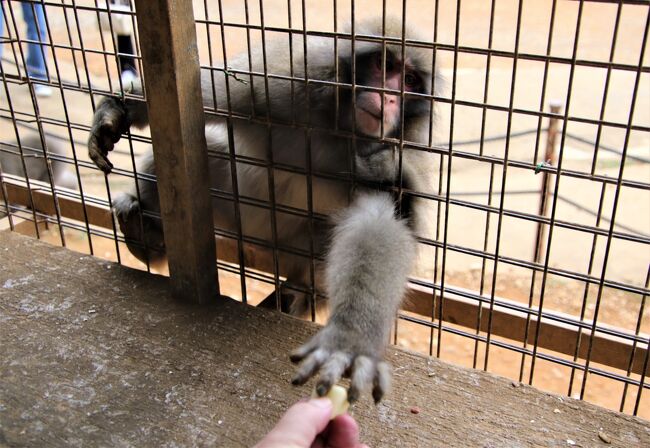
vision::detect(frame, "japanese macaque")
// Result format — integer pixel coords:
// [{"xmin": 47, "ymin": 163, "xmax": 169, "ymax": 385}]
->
[
  {"xmin": 88, "ymin": 17, "xmax": 438, "ymax": 403},
  {"xmin": 0, "ymin": 135, "xmax": 78, "ymax": 217}
]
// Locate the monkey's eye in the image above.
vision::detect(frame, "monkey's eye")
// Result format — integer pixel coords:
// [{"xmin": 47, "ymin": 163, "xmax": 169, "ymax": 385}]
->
[
  {"xmin": 404, "ymin": 72, "xmax": 419, "ymax": 89},
  {"xmin": 374, "ymin": 53, "xmax": 395, "ymax": 72}
]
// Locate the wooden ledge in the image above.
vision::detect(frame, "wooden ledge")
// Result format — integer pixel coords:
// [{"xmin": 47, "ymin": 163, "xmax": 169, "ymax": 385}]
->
[
  {"xmin": 3, "ymin": 177, "xmax": 646, "ymax": 375},
  {"xmin": 0, "ymin": 231, "xmax": 648, "ymax": 446}
]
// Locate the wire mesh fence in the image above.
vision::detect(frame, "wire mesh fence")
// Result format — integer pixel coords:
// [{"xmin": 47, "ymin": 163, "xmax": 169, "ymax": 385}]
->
[{"xmin": 1, "ymin": 0, "xmax": 649, "ymax": 417}]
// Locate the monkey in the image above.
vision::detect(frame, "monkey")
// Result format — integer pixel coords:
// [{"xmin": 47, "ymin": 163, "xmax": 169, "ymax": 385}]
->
[
  {"xmin": 0, "ymin": 134, "xmax": 78, "ymax": 218},
  {"xmin": 87, "ymin": 17, "xmax": 438, "ymax": 403}
]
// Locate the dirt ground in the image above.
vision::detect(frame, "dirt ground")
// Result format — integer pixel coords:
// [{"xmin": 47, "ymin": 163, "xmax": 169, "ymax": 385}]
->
[{"xmin": 1, "ymin": 0, "xmax": 649, "ymax": 418}]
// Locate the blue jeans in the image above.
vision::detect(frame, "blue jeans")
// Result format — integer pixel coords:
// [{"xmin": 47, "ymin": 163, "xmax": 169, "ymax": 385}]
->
[{"xmin": 0, "ymin": 1, "xmax": 48, "ymax": 79}]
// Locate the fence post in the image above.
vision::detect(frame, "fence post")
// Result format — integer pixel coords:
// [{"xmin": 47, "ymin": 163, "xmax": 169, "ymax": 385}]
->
[
  {"xmin": 534, "ymin": 101, "xmax": 563, "ymax": 264},
  {"xmin": 131, "ymin": 0, "xmax": 218, "ymax": 303}
]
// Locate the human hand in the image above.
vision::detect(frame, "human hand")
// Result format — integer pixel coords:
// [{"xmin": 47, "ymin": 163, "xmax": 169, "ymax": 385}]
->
[{"xmin": 254, "ymin": 398, "xmax": 369, "ymax": 448}]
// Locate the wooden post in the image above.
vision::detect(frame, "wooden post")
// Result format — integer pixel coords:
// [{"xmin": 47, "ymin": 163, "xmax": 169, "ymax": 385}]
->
[
  {"xmin": 534, "ymin": 101, "xmax": 563, "ymax": 264},
  {"xmin": 132, "ymin": 0, "xmax": 218, "ymax": 303}
]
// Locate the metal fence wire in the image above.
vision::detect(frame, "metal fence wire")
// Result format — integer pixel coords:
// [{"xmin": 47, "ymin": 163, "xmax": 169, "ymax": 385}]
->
[{"xmin": 0, "ymin": 0, "xmax": 649, "ymax": 417}]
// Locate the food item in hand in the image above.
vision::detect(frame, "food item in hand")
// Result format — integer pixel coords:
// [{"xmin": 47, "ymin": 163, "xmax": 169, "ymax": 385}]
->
[{"xmin": 313, "ymin": 384, "xmax": 350, "ymax": 419}]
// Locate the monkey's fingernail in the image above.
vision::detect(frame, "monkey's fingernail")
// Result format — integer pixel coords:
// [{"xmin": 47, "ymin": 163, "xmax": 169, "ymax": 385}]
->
[
  {"xmin": 347, "ymin": 388, "xmax": 359, "ymax": 404},
  {"xmin": 372, "ymin": 388, "xmax": 383, "ymax": 404},
  {"xmin": 316, "ymin": 384, "xmax": 329, "ymax": 397}
]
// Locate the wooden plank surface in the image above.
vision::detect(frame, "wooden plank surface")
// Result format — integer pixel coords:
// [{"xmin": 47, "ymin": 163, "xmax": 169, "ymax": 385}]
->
[
  {"xmin": 131, "ymin": 0, "xmax": 217, "ymax": 303},
  {"xmin": 1, "ymin": 230, "xmax": 649, "ymax": 446},
  {"xmin": 1, "ymin": 177, "xmax": 648, "ymax": 376}
]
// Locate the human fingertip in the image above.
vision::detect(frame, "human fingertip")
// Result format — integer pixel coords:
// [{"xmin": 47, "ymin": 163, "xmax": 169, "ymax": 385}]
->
[{"xmin": 309, "ymin": 397, "xmax": 333, "ymax": 410}]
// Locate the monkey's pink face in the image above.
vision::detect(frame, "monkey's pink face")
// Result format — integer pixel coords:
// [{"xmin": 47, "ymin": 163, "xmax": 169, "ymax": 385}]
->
[{"xmin": 354, "ymin": 54, "xmax": 421, "ymax": 138}]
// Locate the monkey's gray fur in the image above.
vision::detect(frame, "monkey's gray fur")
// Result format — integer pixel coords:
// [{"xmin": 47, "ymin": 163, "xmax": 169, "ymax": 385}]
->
[
  {"xmin": 88, "ymin": 17, "xmax": 439, "ymax": 403},
  {"xmin": 1, "ymin": 135, "xmax": 78, "ymax": 218}
]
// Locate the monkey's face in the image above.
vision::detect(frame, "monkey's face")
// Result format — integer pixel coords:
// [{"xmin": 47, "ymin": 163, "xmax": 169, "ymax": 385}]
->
[{"xmin": 352, "ymin": 50, "xmax": 426, "ymax": 139}]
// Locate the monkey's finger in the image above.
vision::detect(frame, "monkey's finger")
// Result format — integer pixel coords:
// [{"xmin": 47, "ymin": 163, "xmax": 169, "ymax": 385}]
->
[
  {"xmin": 89, "ymin": 145, "xmax": 114, "ymax": 174},
  {"xmin": 372, "ymin": 361, "xmax": 392, "ymax": 404},
  {"xmin": 315, "ymin": 352, "xmax": 351, "ymax": 397},
  {"xmin": 88, "ymin": 124, "xmax": 113, "ymax": 157},
  {"xmin": 291, "ymin": 348, "xmax": 328, "ymax": 386},
  {"xmin": 289, "ymin": 335, "xmax": 321, "ymax": 363},
  {"xmin": 94, "ymin": 156, "xmax": 114, "ymax": 174},
  {"xmin": 348, "ymin": 356, "xmax": 374, "ymax": 403}
]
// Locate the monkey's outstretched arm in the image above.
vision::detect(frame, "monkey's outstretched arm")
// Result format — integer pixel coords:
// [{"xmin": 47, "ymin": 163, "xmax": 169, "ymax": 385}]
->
[
  {"xmin": 87, "ymin": 81, "xmax": 148, "ymax": 173},
  {"xmin": 290, "ymin": 193, "xmax": 416, "ymax": 403}
]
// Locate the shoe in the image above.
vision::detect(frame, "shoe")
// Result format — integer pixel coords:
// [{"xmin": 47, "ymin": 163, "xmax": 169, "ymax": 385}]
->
[
  {"xmin": 120, "ymin": 70, "xmax": 137, "ymax": 89},
  {"xmin": 34, "ymin": 84, "xmax": 52, "ymax": 97}
]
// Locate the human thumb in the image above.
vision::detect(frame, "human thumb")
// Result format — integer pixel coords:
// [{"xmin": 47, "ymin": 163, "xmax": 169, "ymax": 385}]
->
[{"xmin": 255, "ymin": 398, "xmax": 333, "ymax": 448}]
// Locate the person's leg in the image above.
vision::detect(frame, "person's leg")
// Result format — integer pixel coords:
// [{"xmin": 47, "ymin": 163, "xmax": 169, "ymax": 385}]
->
[
  {"xmin": 107, "ymin": 1, "xmax": 137, "ymax": 82},
  {"xmin": 21, "ymin": 2, "xmax": 50, "ymax": 96},
  {"xmin": 1, "ymin": 2, "xmax": 6, "ymax": 60},
  {"xmin": 21, "ymin": 1, "xmax": 47, "ymax": 80},
  {"xmin": 116, "ymin": 34, "xmax": 136, "ymax": 75}
]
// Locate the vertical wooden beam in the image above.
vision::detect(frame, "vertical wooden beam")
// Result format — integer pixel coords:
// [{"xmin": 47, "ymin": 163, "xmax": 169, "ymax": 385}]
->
[{"xmin": 132, "ymin": 0, "xmax": 218, "ymax": 303}]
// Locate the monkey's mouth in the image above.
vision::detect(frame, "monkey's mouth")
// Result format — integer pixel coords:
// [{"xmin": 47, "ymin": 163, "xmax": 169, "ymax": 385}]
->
[
  {"xmin": 355, "ymin": 108, "xmax": 383, "ymax": 135},
  {"xmin": 359, "ymin": 107, "xmax": 382, "ymax": 120}
]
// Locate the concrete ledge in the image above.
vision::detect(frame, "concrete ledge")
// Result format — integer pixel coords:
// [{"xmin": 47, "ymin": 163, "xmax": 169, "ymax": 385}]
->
[{"xmin": 0, "ymin": 230, "xmax": 648, "ymax": 447}]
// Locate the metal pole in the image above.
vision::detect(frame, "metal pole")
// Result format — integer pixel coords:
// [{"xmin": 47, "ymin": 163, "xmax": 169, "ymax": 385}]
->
[{"xmin": 534, "ymin": 101, "xmax": 562, "ymax": 264}]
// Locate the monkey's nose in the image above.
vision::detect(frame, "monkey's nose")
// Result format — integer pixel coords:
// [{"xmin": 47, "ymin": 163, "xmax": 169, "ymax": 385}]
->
[{"xmin": 384, "ymin": 94, "xmax": 398, "ymax": 105}]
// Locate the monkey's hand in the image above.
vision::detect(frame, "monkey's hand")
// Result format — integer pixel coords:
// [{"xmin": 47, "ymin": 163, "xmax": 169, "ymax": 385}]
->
[
  {"xmin": 290, "ymin": 194, "xmax": 415, "ymax": 403},
  {"xmin": 290, "ymin": 319, "xmax": 392, "ymax": 404},
  {"xmin": 87, "ymin": 96, "xmax": 130, "ymax": 174}
]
